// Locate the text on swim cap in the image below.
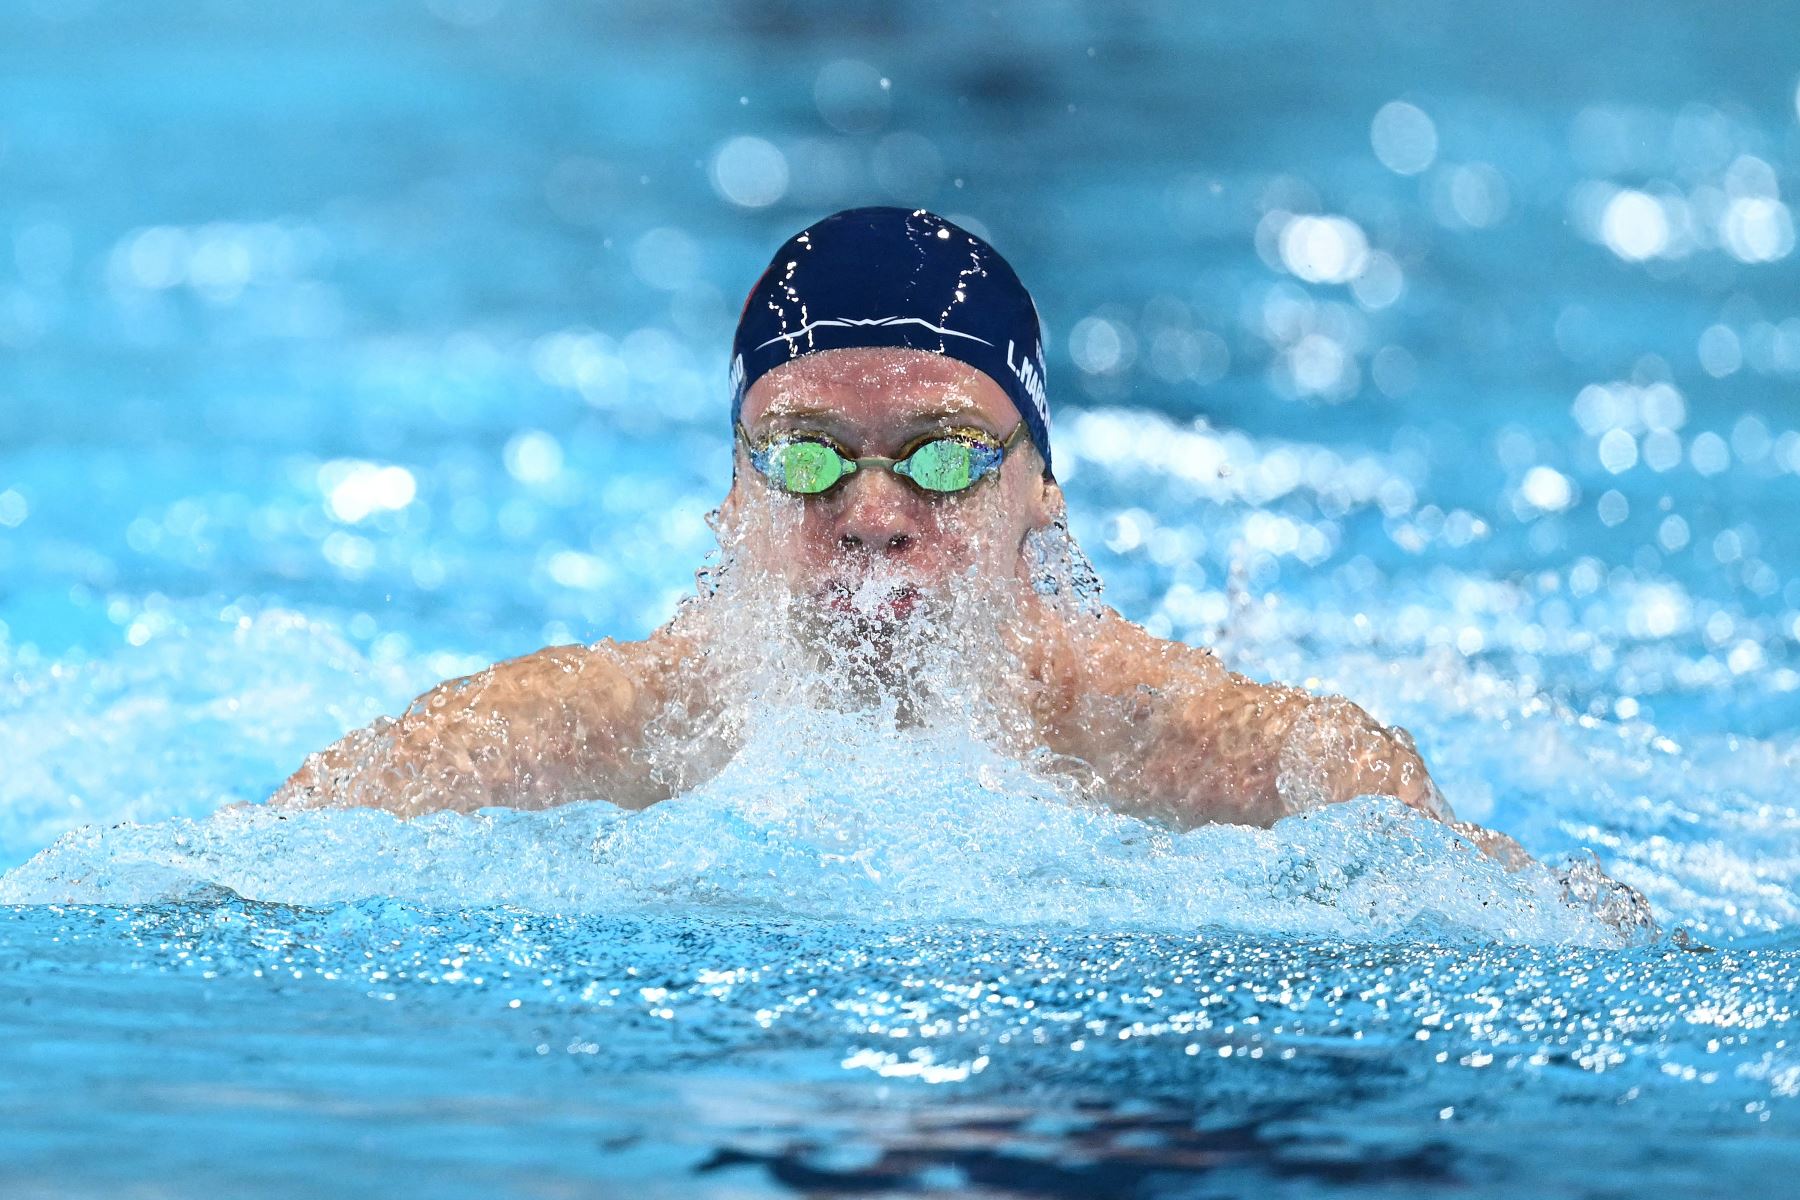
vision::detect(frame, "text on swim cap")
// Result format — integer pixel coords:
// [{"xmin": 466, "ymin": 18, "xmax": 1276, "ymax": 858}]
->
[{"xmin": 1006, "ymin": 339, "xmax": 1049, "ymax": 428}]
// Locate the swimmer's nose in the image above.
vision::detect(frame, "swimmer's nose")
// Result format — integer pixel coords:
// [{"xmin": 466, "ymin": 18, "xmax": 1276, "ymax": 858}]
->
[{"xmin": 833, "ymin": 467, "xmax": 919, "ymax": 555}]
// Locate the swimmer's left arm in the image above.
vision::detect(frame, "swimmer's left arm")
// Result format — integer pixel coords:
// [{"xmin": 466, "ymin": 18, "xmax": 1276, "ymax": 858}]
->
[
  {"xmin": 1269, "ymin": 686, "xmax": 1666, "ymax": 932},
  {"xmin": 1168, "ymin": 671, "xmax": 1534, "ymax": 867},
  {"xmin": 1299, "ymin": 692, "xmax": 1535, "ymax": 869}
]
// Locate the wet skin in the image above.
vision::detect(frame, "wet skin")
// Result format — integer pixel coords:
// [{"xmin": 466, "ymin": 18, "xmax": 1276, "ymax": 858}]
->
[{"xmin": 273, "ymin": 348, "xmax": 1528, "ymax": 864}]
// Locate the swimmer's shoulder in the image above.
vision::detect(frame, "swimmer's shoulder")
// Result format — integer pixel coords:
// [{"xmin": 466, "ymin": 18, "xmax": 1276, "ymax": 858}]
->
[
  {"xmin": 479, "ymin": 627, "xmax": 697, "ymax": 715},
  {"xmin": 1076, "ymin": 611, "xmax": 1450, "ymax": 825},
  {"xmin": 1083, "ymin": 608, "xmax": 1230, "ymax": 695}
]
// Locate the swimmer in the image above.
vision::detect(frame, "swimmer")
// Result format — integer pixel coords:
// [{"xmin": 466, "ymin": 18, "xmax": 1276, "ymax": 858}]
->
[{"xmin": 274, "ymin": 206, "xmax": 1531, "ymax": 865}]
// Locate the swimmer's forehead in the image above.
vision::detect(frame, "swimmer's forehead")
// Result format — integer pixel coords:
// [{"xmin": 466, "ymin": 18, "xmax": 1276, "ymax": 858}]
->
[{"xmin": 742, "ymin": 347, "xmax": 1014, "ymax": 435}]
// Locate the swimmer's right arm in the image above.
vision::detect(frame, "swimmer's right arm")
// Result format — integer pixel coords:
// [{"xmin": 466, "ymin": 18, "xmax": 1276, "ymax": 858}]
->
[{"xmin": 270, "ymin": 640, "xmax": 667, "ymax": 816}]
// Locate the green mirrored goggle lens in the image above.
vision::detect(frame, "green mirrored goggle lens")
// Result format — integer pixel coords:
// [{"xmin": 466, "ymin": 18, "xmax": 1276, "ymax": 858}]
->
[
  {"xmin": 770, "ymin": 439, "xmax": 848, "ymax": 493},
  {"xmin": 898, "ymin": 438, "xmax": 975, "ymax": 492},
  {"xmin": 743, "ymin": 425, "xmax": 1015, "ymax": 496}
]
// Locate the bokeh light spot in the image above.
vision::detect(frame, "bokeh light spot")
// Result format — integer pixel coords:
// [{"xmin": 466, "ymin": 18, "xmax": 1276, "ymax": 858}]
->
[
  {"xmin": 1601, "ymin": 190, "xmax": 1669, "ymax": 261},
  {"xmin": 1371, "ymin": 101, "xmax": 1437, "ymax": 175},
  {"xmin": 709, "ymin": 137, "xmax": 789, "ymax": 209},
  {"xmin": 1278, "ymin": 215, "xmax": 1369, "ymax": 284}
]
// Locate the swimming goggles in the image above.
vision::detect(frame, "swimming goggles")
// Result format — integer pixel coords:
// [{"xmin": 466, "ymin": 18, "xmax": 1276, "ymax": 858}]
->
[{"xmin": 736, "ymin": 422, "xmax": 1027, "ymax": 496}]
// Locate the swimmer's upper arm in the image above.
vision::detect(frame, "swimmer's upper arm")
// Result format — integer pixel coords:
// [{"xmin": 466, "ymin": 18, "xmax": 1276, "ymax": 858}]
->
[
  {"xmin": 1166, "ymin": 668, "xmax": 1446, "ymax": 824},
  {"xmin": 1279, "ymin": 687, "xmax": 1449, "ymax": 819},
  {"xmin": 1177, "ymin": 670, "xmax": 1534, "ymax": 867},
  {"xmin": 270, "ymin": 641, "xmax": 651, "ymax": 816},
  {"xmin": 1273, "ymin": 682, "xmax": 1549, "ymax": 869}
]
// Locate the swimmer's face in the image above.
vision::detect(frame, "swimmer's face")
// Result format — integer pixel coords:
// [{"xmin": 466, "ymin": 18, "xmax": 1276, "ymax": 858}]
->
[{"xmin": 726, "ymin": 347, "xmax": 1056, "ymax": 613}]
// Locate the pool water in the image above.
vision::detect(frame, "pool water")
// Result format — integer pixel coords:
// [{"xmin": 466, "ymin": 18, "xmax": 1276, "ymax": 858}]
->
[{"xmin": 3, "ymin": 0, "xmax": 1799, "ymax": 1194}]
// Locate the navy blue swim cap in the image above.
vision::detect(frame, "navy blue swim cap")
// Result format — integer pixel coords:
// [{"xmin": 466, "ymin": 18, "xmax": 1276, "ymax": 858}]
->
[{"xmin": 731, "ymin": 207, "xmax": 1052, "ymax": 475}]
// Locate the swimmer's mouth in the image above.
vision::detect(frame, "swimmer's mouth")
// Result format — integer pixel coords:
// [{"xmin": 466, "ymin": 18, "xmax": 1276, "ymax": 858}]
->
[{"xmin": 819, "ymin": 579, "xmax": 925, "ymax": 622}]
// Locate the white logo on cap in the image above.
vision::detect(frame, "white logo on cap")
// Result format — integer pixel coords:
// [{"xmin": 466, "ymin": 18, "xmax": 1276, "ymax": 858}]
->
[{"xmin": 753, "ymin": 315, "xmax": 994, "ymax": 352}]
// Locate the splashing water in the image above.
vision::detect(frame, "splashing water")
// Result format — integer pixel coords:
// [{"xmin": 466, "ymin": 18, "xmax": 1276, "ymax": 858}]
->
[{"xmin": 0, "ymin": 708, "xmax": 1641, "ymax": 947}]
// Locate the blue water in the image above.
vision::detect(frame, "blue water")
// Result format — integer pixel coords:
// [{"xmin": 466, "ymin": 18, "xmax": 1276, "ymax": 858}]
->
[{"xmin": 4, "ymin": 0, "xmax": 1800, "ymax": 1194}]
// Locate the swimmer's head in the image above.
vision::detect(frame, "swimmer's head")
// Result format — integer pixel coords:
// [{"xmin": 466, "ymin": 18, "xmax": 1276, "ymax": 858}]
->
[
  {"xmin": 721, "ymin": 210, "xmax": 1060, "ymax": 610},
  {"xmin": 731, "ymin": 207, "xmax": 1052, "ymax": 477}
]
